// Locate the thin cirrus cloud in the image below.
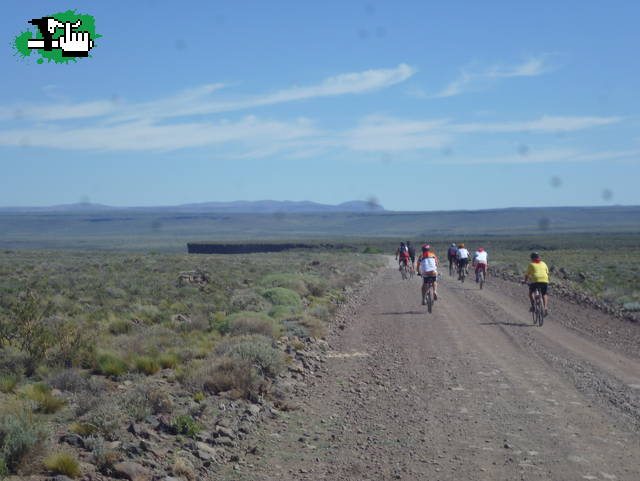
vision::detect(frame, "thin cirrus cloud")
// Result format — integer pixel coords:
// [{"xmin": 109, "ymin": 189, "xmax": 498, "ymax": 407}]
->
[
  {"xmin": 0, "ymin": 64, "xmax": 416, "ymax": 123},
  {"xmin": 429, "ymin": 56, "xmax": 553, "ymax": 99},
  {"xmin": 110, "ymin": 63, "xmax": 417, "ymax": 122},
  {"xmin": 435, "ymin": 149, "xmax": 640, "ymax": 165},
  {"xmin": 344, "ymin": 114, "xmax": 622, "ymax": 152},
  {"xmin": 0, "ymin": 116, "xmax": 320, "ymax": 152}
]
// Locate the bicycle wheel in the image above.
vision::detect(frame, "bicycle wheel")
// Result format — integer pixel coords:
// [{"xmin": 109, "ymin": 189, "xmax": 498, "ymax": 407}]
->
[
  {"xmin": 426, "ymin": 290, "xmax": 432, "ymax": 313},
  {"xmin": 536, "ymin": 297, "xmax": 544, "ymax": 326},
  {"xmin": 534, "ymin": 293, "xmax": 544, "ymax": 326},
  {"xmin": 400, "ymin": 265, "xmax": 407, "ymax": 280},
  {"xmin": 479, "ymin": 270, "xmax": 485, "ymax": 290},
  {"xmin": 460, "ymin": 267, "xmax": 465, "ymax": 283}
]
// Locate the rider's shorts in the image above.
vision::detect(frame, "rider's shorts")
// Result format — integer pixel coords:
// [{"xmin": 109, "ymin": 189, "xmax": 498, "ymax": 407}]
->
[
  {"xmin": 475, "ymin": 262, "xmax": 487, "ymax": 271},
  {"xmin": 458, "ymin": 258, "xmax": 469, "ymax": 266},
  {"xmin": 422, "ymin": 274, "xmax": 437, "ymax": 284},
  {"xmin": 529, "ymin": 282, "xmax": 548, "ymax": 296}
]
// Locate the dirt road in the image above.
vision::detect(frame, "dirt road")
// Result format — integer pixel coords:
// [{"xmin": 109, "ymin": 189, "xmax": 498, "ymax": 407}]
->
[{"xmin": 244, "ymin": 259, "xmax": 640, "ymax": 481}]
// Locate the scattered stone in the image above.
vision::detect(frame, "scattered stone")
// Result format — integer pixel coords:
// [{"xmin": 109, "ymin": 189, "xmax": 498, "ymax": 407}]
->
[
  {"xmin": 59, "ymin": 433, "xmax": 84, "ymax": 448},
  {"xmin": 113, "ymin": 461, "xmax": 152, "ymax": 481}
]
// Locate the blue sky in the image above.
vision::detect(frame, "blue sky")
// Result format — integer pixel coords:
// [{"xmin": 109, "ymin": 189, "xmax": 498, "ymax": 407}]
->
[{"xmin": 1, "ymin": 0, "xmax": 639, "ymax": 210}]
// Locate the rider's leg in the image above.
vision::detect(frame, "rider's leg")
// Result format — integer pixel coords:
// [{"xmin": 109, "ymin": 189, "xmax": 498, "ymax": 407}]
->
[
  {"xmin": 421, "ymin": 283, "xmax": 427, "ymax": 304},
  {"xmin": 529, "ymin": 290, "xmax": 535, "ymax": 308},
  {"xmin": 433, "ymin": 280, "xmax": 438, "ymax": 299}
]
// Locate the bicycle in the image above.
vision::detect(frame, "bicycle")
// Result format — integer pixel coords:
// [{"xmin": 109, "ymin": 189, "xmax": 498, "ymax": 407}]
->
[
  {"xmin": 423, "ymin": 275, "xmax": 437, "ymax": 313},
  {"xmin": 448, "ymin": 257, "xmax": 455, "ymax": 276},
  {"xmin": 525, "ymin": 283, "xmax": 544, "ymax": 326},
  {"xmin": 458, "ymin": 261, "xmax": 467, "ymax": 283},
  {"xmin": 399, "ymin": 262, "xmax": 410, "ymax": 280},
  {"xmin": 476, "ymin": 266, "xmax": 486, "ymax": 289}
]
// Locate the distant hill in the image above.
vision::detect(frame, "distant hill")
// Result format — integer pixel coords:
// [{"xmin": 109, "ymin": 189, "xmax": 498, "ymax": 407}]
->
[
  {"xmin": 0, "ymin": 199, "xmax": 384, "ymax": 214},
  {"xmin": 0, "ymin": 204, "xmax": 638, "ymax": 251}
]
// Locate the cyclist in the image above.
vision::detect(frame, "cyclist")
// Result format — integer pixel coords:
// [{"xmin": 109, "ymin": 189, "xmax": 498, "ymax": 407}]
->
[
  {"xmin": 456, "ymin": 243, "xmax": 470, "ymax": 279},
  {"xmin": 406, "ymin": 241, "xmax": 416, "ymax": 265},
  {"xmin": 447, "ymin": 243, "xmax": 458, "ymax": 271},
  {"xmin": 395, "ymin": 242, "xmax": 410, "ymax": 269},
  {"xmin": 417, "ymin": 244, "xmax": 439, "ymax": 303},
  {"xmin": 524, "ymin": 252, "xmax": 550, "ymax": 316},
  {"xmin": 473, "ymin": 247, "xmax": 488, "ymax": 283}
]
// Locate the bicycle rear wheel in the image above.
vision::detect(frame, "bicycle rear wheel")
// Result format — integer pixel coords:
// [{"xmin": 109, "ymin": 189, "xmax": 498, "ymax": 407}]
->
[
  {"xmin": 536, "ymin": 297, "xmax": 544, "ymax": 326},
  {"xmin": 479, "ymin": 270, "xmax": 485, "ymax": 289},
  {"xmin": 426, "ymin": 290, "xmax": 432, "ymax": 313},
  {"xmin": 534, "ymin": 294, "xmax": 544, "ymax": 326}
]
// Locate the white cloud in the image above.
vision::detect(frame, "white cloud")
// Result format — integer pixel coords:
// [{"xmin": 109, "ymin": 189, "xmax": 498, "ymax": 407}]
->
[
  {"xmin": 0, "ymin": 100, "xmax": 117, "ymax": 122},
  {"xmin": 453, "ymin": 115, "xmax": 622, "ymax": 133},
  {"xmin": 110, "ymin": 64, "xmax": 416, "ymax": 122},
  {"xmin": 434, "ymin": 149, "xmax": 640, "ymax": 165},
  {"xmin": 346, "ymin": 115, "xmax": 451, "ymax": 151},
  {"xmin": 432, "ymin": 56, "xmax": 553, "ymax": 98},
  {"xmin": 343, "ymin": 114, "xmax": 621, "ymax": 153},
  {"xmin": 0, "ymin": 116, "xmax": 319, "ymax": 152},
  {"xmin": 0, "ymin": 65, "xmax": 416, "ymax": 124}
]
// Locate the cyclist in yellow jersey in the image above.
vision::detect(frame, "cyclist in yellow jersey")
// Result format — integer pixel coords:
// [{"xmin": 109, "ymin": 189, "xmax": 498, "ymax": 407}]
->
[{"xmin": 524, "ymin": 252, "xmax": 550, "ymax": 315}]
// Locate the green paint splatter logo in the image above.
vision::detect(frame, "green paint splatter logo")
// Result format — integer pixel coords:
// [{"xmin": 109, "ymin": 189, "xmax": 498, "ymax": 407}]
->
[{"xmin": 14, "ymin": 10, "xmax": 100, "ymax": 64}]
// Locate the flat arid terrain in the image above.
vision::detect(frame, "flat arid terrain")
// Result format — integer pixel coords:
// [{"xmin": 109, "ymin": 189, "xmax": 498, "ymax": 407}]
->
[{"xmin": 238, "ymin": 258, "xmax": 640, "ymax": 481}]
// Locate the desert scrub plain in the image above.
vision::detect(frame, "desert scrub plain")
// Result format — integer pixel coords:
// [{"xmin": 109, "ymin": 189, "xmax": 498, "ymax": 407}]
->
[{"xmin": 0, "ymin": 249, "xmax": 384, "ymax": 479}]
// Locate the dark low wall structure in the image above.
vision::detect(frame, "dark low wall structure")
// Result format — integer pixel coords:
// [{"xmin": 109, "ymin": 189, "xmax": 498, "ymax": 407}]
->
[{"xmin": 187, "ymin": 242, "xmax": 320, "ymax": 254}]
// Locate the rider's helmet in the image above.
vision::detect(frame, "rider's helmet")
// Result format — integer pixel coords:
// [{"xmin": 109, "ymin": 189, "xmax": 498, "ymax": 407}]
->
[
  {"xmin": 478, "ymin": 247, "xmax": 484, "ymax": 252},
  {"xmin": 458, "ymin": 243, "xmax": 465, "ymax": 248},
  {"xmin": 530, "ymin": 252, "xmax": 540, "ymax": 260},
  {"xmin": 422, "ymin": 244, "xmax": 430, "ymax": 252},
  {"xmin": 451, "ymin": 243, "xmax": 456, "ymax": 247}
]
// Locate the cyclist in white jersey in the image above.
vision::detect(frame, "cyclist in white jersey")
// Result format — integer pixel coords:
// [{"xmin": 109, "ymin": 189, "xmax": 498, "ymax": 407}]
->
[
  {"xmin": 456, "ymin": 243, "xmax": 470, "ymax": 279},
  {"xmin": 473, "ymin": 247, "xmax": 488, "ymax": 282}
]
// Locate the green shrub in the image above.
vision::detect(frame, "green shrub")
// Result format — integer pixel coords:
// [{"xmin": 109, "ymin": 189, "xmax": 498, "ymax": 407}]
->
[
  {"xmin": 261, "ymin": 287, "xmax": 302, "ymax": 308},
  {"xmin": 24, "ymin": 383, "xmax": 66, "ymax": 414},
  {"xmin": 133, "ymin": 356, "xmax": 161, "ymax": 375},
  {"xmin": 259, "ymin": 273, "xmax": 326, "ymax": 297},
  {"xmin": 108, "ymin": 317, "xmax": 132, "ymax": 335},
  {"xmin": 0, "ymin": 405, "xmax": 47, "ymax": 474},
  {"xmin": 123, "ymin": 382, "xmax": 172, "ymax": 421},
  {"xmin": 281, "ymin": 320, "xmax": 310, "ymax": 338},
  {"xmin": 226, "ymin": 312, "xmax": 279, "ymax": 339},
  {"xmin": 70, "ymin": 421, "xmax": 96, "ymax": 437},
  {"xmin": 215, "ymin": 335, "xmax": 285, "ymax": 379},
  {"xmin": 84, "ymin": 435, "xmax": 117, "ymax": 473},
  {"xmin": 94, "ymin": 352, "xmax": 128, "ymax": 377},
  {"xmin": 0, "ymin": 346, "xmax": 29, "ymax": 378},
  {"xmin": 159, "ymin": 353, "xmax": 180, "ymax": 369},
  {"xmin": 259, "ymin": 274, "xmax": 308, "ymax": 295},
  {"xmin": 229, "ymin": 289, "xmax": 272, "ymax": 312},
  {"xmin": 297, "ymin": 315, "xmax": 327, "ymax": 338},
  {"xmin": 363, "ymin": 246, "xmax": 384, "ymax": 254},
  {"xmin": 623, "ymin": 301, "xmax": 640, "ymax": 312},
  {"xmin": 210, "ymin": 312, "xmax": 229, "ymax": 335},
  {"xmin": 193, "ymin": 392, "xmax": 205, "ymax": 402},
  {"xmin": 0, "ymin": 374, "xmax": 18, "ymax": 394},
  {"xmin": 199, "ymin": 357, "xmax": 262, "ymax": 400},
  {"xmin": 79, "ymin": 403, "xmax": 122, "ymax": 440},
  {"xmin": 172, "ymin": 415, "xmax": 203, "ymax": 438},
  {"xmin": 268, "ymin": 304, "xmax": 299, "ymax": 320},
  {"xmin": 44, "ymin": 451, "xmax": 81, "ymax": 477}
]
